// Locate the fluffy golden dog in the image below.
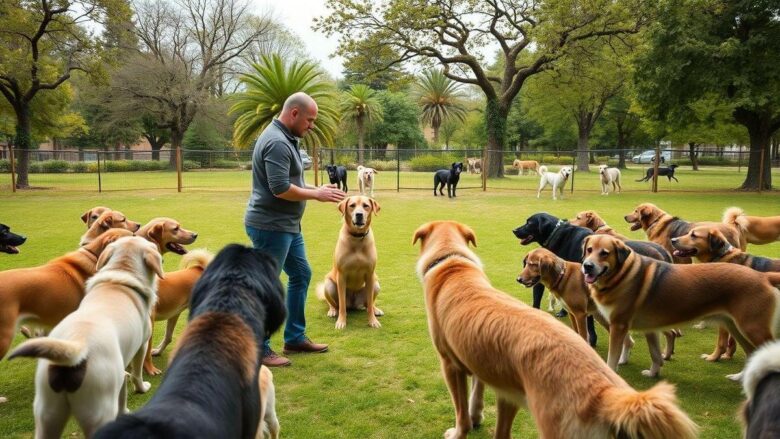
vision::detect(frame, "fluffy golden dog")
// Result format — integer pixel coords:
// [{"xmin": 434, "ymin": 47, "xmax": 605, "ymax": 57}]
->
[
  {"xmin": 581, "ymin": 234, "xmax": 780, "ymax": 379},
  {"xmin": 414, "ymin": 221, "xmax": 697, "ymax": 439},
  {"xmin": 723, "ymin": 207, "xmax": 780, "ymax": 245},
  {"xmin": 570, "ymin": 210, "xmax": 630, "ymax": 240},
  {"xmin": 317, "ymin": 196, "xmax": 382, "ymax": 329}
]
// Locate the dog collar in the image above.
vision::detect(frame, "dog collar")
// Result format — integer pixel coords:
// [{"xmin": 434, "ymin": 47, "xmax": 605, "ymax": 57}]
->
[
  {"xmin": 645, "ymin": 215, "xmax": 663, "ymax": 231},
  {"xmin": 542, "ymin": 220, "xmax": 567, "ymax": 248},
  {"xmin": 595, "ymin": 224, "xmax": 609, "ymax": 231},
  {"xmin": 423, "ymin": 253, "xmax": 475, "ymax": 275},
  {"xmin": 712, "ymin": 244, "xmax": 735, "ymax": 262},
  {"xmin": 551, "ymin": 266, "xmax": 565, "ymax": 290},
  {"xmin": 350, "ymin": 231, "xmax": 369, "ymax": 239}
]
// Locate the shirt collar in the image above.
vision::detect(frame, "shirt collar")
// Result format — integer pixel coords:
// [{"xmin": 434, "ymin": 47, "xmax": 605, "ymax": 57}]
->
[{"xmin": 272, "ymin": 119, "xmax": 298, "ymax": 144}]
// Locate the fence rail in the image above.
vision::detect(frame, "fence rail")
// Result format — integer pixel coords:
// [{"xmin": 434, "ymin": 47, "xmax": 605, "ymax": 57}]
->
[{"xmin": 1, "ymin": 147, "xmax": 777, "ymax": 193}]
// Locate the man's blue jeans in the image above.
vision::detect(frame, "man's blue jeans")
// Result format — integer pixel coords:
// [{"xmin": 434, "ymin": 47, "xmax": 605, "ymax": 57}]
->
[{"xmin": 246, "ymin": 225, "xmax": 312, "ymax": 354}]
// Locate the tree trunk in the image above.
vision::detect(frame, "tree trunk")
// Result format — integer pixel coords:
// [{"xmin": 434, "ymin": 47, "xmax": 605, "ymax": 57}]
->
[
  {"xmin": 432, "ymin": 122, "xmax": 440, "ymax": 147},
  {"xmin": 357, "ymin": 117, "xmax": 365, "ymax": 165},
  {"xmin": 576, "ymin": 122, "xmax": 590, "ymax": 172},
  {"xmin": 169, "ymin": 129, "xmax": 183, "ymax": 168},
  {"xmin": 688, "ymin": 142, "xmax": 699, "ymax": 170},
  {"xmin": 485, "ymin": 98, "xmax": 507, "ymax": 178},
  {"xmin": 735, "ymin": 110, "xmax": 774, "ymax": 190},
  {"xmin": 14, "ymin": 104, "xmax": 32, "ymax": 189}
]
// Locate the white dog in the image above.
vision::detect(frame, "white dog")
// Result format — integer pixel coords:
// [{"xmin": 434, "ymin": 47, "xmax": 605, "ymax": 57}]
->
[
  {"xmin": 536, "ymin": 166, "xmax": 572, "ymax": 200},
  {"xmin": 9, "ymin": 236, "xmax": 163, "ymax": 438},
  {"xmin": 356, "ymin": 165, "xmax": 378, "ymax": 197},
  {"xmin": 258, "ymin": 365, "xmax": 280, "ymax": 439},
  {"xmin": 598, "ymin": 164, "xmax": 622, "ymax": 195}
]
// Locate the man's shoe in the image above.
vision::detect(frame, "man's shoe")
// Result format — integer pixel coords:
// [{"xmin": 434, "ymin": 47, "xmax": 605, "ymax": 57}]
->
[
  {"xmin": 262, "ymin": 350, "xmax": 291, "ymax": 367},
  {"xmin": 283, "ymin": 337, "xmax": 329, "ymax": 355}
]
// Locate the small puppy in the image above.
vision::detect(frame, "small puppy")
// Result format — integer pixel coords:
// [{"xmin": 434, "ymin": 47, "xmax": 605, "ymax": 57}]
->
[
  {"xmin": 433, "ymin": 162, "xmax": 463, "ymax": 198},
  {"xmin": 9, "ymin": 236, "xmax": 162, "ymax": 438},
  {"xmin": 79, "ymin": 209, "xmax": 141, "ymax": 245},
  {"xmin": 317, "ymin": 195, "xmax": 382, "ymax": 329},
  {"xmin": 136, "ymin": 217, "xmax": 198, "ymax": 255},
  {"xmin": 742, "ymin": 340, "xmax": 780, "ymax": 439},
  {"xmin": 356, "ymin": 165, "xmax": 378, "ymax": 197},
  {"xmin": 570, "ymin": 210, "xmax": 630, "ymax": 240},
  {"xmin": 637, "ymin": 164, "xmax": 679, "ymax": 182},
  {"xmin": 0, "ymin": 223, "xmax": 26, "ymax": 254},
  {"xmin": 94, "ymin": 244, "xmax": 286, "ymax": 439},
  {"xmin": 325, "ymin": 165, "xmax": 348, "ymax": 193},
  {"xmin": 723, "ymin": 207, "xmax": 780, "ymax": 245},
  {"xmin": 598, "ymin": 164, "xmax": 622, "ymax": 195},
  {"xmin": 258, "ymin": 365, "xmax": 280, "ymax": 439},
  {"xmin": 80, "ymin": 206, "xmax": 112, "ymax": 229},
  {"xmin": 537, "ymin": 166, "xmax": 572, "ymax": 200}
]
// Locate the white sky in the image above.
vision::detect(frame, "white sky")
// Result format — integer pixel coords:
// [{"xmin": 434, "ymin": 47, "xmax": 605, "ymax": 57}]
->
[{"xmin": 253, "ymin": 0, "xmax": 344, "ymax": 78}]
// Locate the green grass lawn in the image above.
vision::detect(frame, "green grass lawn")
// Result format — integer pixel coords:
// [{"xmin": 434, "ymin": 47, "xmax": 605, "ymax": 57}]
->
[{"xmin": 0, "ymin": 168, "xmax": 778, "ymax": 438}]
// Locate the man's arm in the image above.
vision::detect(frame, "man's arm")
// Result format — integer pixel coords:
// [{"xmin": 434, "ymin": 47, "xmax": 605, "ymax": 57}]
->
[{"xmin": 275, "ymin": 184, "xmax": 344, "ymax": 203}]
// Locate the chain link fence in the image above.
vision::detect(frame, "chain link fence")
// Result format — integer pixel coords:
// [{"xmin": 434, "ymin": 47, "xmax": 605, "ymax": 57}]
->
[{"xmin": 1, "ymin": 147, "xmax": 777, "ymax": 193}]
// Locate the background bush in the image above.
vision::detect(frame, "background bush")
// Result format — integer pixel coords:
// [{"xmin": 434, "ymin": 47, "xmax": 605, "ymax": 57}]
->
[{"xmin": 409, "ymin": 154, "xmax": 464, "ymax": 172}]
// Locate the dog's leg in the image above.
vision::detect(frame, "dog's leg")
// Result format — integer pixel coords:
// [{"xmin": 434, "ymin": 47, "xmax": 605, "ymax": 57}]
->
[
  {"xmin": 723, "ymin": 318, "xmax": 763, "ymax": 381},
  {"xmin": 142, "ymin": 315, "xmax": 162, "ymax": 376},
  {"xmin": 118, "ymin": 376, "xmax": 128, "ymax": 415},
  {"xmin": 364, "ymin": 274, "xmax": 381, "ymax": 328},
  {"xmin": 152, "ymin": 313, "xmax": 180, "ymax": 357},
  {"xmin": 265, "ymin": 378, "xmax": 280, "ymax": 439},
  {"xmin": 0, "ymin": 309, "xmax": 18, "ymax": 359},
  {"xmin": 642, "ymin": 331, "xmax": 664, "ymax": 377},
  {"xmin": 662, "ymin": 329, "xmax": 681, "ymax": 360},
  {"xmin": 468, "ymin": 376, "xmax": 484, "ymax": 429},
  {"xmin": 34, "ymin": 392, "xmax": 69, "ymax": 439},
  {"xmin": 572, "ymin": 312, "xmax": 588, "ymax": 342},
  {"xmin": 371, "ymin": 280, "xmax": 383, "ymax": 316},
  {"xmin": 547, "ymin": 294, "xmax": 556, "ymax": 312},
  {"xmin": 322, "ymin": 278, "xmax": 338, "ymax": 317},
  {"xmin": 335, "ymin": 274, "xmax": 348, "ymax": 329},
  {"xmin": 672, "ymin": 175, "xmax": 679, "ymax": 182},
  {"xmin": 722, "ymin": 335, "xmax": 737, "ymax": 360},
  {"xmin": 702, "ymin": 325, "xmax": 730, "ymax": 361},
  {"xmin": 607, "ymin": 323, "xmax": 629, "ymax": 370},
  {"xmin": 440, "ymin": 359, "xmax": 471, "ymax": 439},
  {"xmin": 494, "ymin": 397, "xmax": 520, "ymax": 439},
  {"xmin": 618, "ymin": 333, "xmax": 635, "ymax": 365},
  {"xmin": 129, "ymin": 340, "xmax": 152, "ymax": 394}
]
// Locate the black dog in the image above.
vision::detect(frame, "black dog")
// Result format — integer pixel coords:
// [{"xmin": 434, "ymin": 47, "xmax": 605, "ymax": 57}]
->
[
  {"xmin": 433, "ymin": 162, "xmax": 463, "ymax": 198},
  {"xmin": 326, "ymin": 165, "xmax": 348, "ymax": 193},
  {"xmin": 637, "ymin": 164, "xmax": 679, "ymax": 182},
  {"xmin": 512, "ymin": 213, "xmax": 672, "ymax": 345},
  {"xmin": 0, "ymin": 223, "xmax": 26, "ymax": 254},
  {"xmin": 742, "ymin": 341, "xmax": 780, "ymax": 438},
  {"xmin": 95, "ymin": 244, "xmax": 286, "ymax": 439}
]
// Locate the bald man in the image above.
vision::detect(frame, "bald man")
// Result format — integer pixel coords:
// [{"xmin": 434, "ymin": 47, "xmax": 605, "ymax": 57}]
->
[{"xmin": 245, "ymin": 92, "xmax": 345, "ymax": 367}]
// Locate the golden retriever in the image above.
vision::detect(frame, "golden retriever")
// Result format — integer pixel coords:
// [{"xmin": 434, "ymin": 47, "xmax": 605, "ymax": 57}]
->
[
  {"xmin": 9, "ymin": 236, "xmax": 162, "ymax": 438},
  {"xmin": 723, "ymin": 207, "xmax": 780, "ymax": 245},
  {"xmin": 316, "ymin": 195, "xmax": 382, "ymax": 329},
  {"xmin": 570, "ymin": 210, "xmax": 630, "ymax": 240},
  {"xmin": 79, "ymin": 209, "xmax": 141, "ymax": 245},
  {"xmin": 672, "ymin": 226, "xmax": 780, "ymax": 271},
  {"xmin": 414, "ymin": 221, "xmax": 697, "ymax": 439},
  {"xmin": 581, "ymin": 234, "xmax": 780, "ymax": 379},
  {"xmin": 136, "ymin": 217, "xmax": 198, "ymax": 255}
]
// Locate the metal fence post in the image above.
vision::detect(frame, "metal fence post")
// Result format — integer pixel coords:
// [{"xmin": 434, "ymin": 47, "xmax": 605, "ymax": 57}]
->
[
  {"xmin": 570, "ymin": 153, "xmax": 576, "ymax": 194},
  {"xmin": 97, "ymin": 150, "xmax": 102, "ymax": 193},
  {"xmin": 481, "ymin": 148, "xmax": 487, "ymax": 191},
  {"xmin": 396, "ymin": 149, "xmax": 400, "ymax": 192},
  {"xmin": 9, "ymin": 146, "xmax": 16, "ymax": 192},
  {"xmin": 176, "ymin": 147, "xmax": 182, "ymax": 192},
  {"xmin": 313, "ymin": 145, "xmax": 319, "ymax": 186}
]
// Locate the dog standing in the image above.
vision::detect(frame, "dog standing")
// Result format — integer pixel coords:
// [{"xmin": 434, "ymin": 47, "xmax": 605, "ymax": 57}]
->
[
  {"xmin": 742, "ymin": 340, "xmax": 780, "ymax": 438},
  {"xmin": 0, "ymin": 223, "xmax": 26, "ymax": 254},
  {"xmin": 316, "ymin": 195, "xmax": 382, "ymax": 329},
  {"xmin": 536, "ymin": 166, "xmax": 572, "ymax": 200},
  {"xmin": 94, "ymin": 244, "xmax": 286, "ymax": 439},
  {"xmin": 356, "ymin": 165, "xmax": 378, "ymax": 197},
  {"xmin": 466, "ymin": 157, "xmax": 481, "ymax": 174},
  {"xmin": 433, "ymin": 162, "xmax": 463, "ymax": 198},
  {"xmin": 9, "ymin": 236, "xmax": 162, "ymax": 438},
  {"xmin": 598, "ymin": 164, "xmax": 622, "ymax": 195},
  {"xmin": 723, "ymin": 207, "xmax": 780, "ymax": 245},
  {"xmin": 414, "ymin": 221, "xmax": 697, "ymax": 439},
  {"xmin": 636, "ymin": 164, "xmax": 679, "ymax": 182},
  {"xmin": 325, "ymin": 165, "xmax": 348, "ymax": 193},
  {"xmin": 512, "ymin": 159, "xmax": 539, "ymax": 175}
]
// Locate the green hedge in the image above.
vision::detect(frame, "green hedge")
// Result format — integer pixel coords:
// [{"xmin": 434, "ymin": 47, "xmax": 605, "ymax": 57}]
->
[
  {"xmin": 30, "ymin": 160, "xmax": 70, "ymax": 173},
  {"xmin": 409, "ymin": 154, "xmax": 464, "ymax": 172}
]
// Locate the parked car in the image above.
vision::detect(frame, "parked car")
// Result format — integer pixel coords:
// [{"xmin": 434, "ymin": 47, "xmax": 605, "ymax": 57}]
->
[
  {"xmin": 631, "ymin": 150, "xmax": 671, "ymax": 164},
  {"xmin": 299, "ymin": 149, "xmax": 313, "ymax": 170}
]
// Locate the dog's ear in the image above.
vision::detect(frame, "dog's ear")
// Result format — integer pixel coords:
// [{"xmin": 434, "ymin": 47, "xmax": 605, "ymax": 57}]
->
[
  {"xmin": 580, "ymin": 235, "xmax": 592, "ymax": 261},
  {"xmin": 145, "ymin": 247, "xmax": 165, "ymax": 279},
  {"xmin": 148, "ymin": 223, "xmax": 164, "ymax": 246},
  {"xmin": 451, "ymin": 162, "xmax": 456, "ymax": 168},
  {"xmin": 81, "ymin": 209, "xmax": 91, "ymax": 224},
  {"xmin": 338, "ymin": 197, "xmax": 349, "ymax": 214},
  {"xmin": 522, "ymin": 254, "xmax": 528, "ymax": 267},
  {"xmin": 99, "ymin": 214, "xmax": 115, "ymax": 230},
  {"xmin": 413, "ymin": 223, "xmax": 433, "ymax": 246},
  {"xmin": 614, "ymin": 239, "xmax": 631, "ymax": 267},
  {"xmin": 457, "ymin": 223, "xmax": 477, "ymax": 247},
  {"xmin": 708, "ymin": 228, "xmax": 728, "ymax": 256},
  {"xmin": 370, "ymin": 198, "xmax": 380, "ymax": 215},
  {"xmin": 96, "ymin": 242, "xmax": 117, "ymax": 271},
  {"xmin": 373, "ymin": 168, "xmax": 379, "ymax": 174}
]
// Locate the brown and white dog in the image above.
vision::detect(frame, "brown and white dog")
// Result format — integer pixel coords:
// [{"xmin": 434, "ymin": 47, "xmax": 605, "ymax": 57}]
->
[
  {"xmin": 136, "ymin": 217, "xmax": 198, "ymax": 256},
  {"xmin": 316, "ymin": 195, "xmax": 382, "ymax": 329},
  {"xmin": 79, "ymin": 209, "xmax": 141, "ymax": 245},
  {"xmin": 80, "ymin": 206, "xmax": 112, "ymax": 229},
  {"xmin": 414, "ymin": 221, "xmax": 697, "ymax": 439},
  {"xmin": 598, "ymin": 164, "xmax": 622, "ymax": 195},
  {"xmin": 356, "ymin": 166, "xmax": 378, "ymax": 197},
  {"xmin": 723, "ymin": 207, "xmax": 780, "ymax": 245},
  {"xmin": 570, "ymin": 210, "xmax": 630, "ymax": 240},
  {"xmin": 581, "ymin": 234, "xmax": 780, "ymax": 379},
  {"xmin": 672, "ymin": 226, "xmax": 780, "ymax": 271},
  {"xmin": 9, "ymin": 236, "xmax": 162, "ymax": 438},
  {"xmin": 257, "ymin": 365, "xmax": 280, "ymax": 439},
  {"xmin": 512, "ymin": 159, "xmax": 540, "ymax": 175}
]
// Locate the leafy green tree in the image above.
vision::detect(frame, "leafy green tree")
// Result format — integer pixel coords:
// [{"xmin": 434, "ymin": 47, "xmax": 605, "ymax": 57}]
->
[
  {"xmin": 367, "ymin": 91, "xmax": 425, "ymax": 150},
  {"xmin": 317, "ymin": 0, "xmax": 647, "ymax": 177},
  {"xmin": 230, "ymin": 54, "xmax": 339, "ymax": 148},
  {"xmin": 634, "ymin": 0, "xmax": 780, "ymax": 189},
  {"xmin": 414, "ymin": 70, "xmax": 467, "ymax": 148},
  {"xmin": 0, "ymin": 0, "xmax": 132, "ymax": 188},
  {"xmin": 340, "ymin": 84, "xmax": 383, "ymax": 164},
  {"xmin": 341, "ymin": 34, "xmax": 414, "ymax": 91}
]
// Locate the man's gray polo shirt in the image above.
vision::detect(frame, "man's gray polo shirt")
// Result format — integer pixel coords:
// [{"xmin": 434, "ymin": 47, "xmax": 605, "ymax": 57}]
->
[{"xmin": 245, "ymin": 119, "xmax": 306, "ymax": 233}]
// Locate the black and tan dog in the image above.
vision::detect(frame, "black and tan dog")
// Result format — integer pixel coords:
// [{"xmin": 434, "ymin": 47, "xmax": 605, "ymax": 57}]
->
[
  {"xmin": 0, "ymin": 223, "xmax": 26, "ymax": 254},
  {"xmin": 581, "ymin": 234, "xmax": 780, "ymax": 379},
  {"xmin": 624, "ymin": 202, "xmax": 745, "ymax": 264},
  {"xmin": 742, "ymin": 340, "xmax": 780, "ymax": 438},
  {"xmin": 325, "ymin": 165, "xmax": 348, "ymax": 193},
  {"xmin": 94, "ymin": 244, "xmax": 286, "ymax": 439},
  {"xmin": 414, "ymin": 221, "xmax": 697, "ymax": 439},
  {"xmin": 672, "ymin": 226, "xmax": 780, "ymax": 271}
]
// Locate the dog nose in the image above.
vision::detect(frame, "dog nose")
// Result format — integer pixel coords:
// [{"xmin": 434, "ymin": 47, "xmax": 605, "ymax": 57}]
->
[
  {"xmin": 583, "ymin": 261, "xmax": 595, "ymax": 272},
  {"xmin": 670, "ymin": 237, "xmax": 678, "ymax": 243},
  {"xmin": 192, "ymin": 233, "xmax": 198, "ymax": 240},
  {"xmin": 356, "ymin": 212, "xmax": 364, "ymax": 220},
  {"xmin": 516, "ymin": 276, "xmax": 523, "ymax": 284}
]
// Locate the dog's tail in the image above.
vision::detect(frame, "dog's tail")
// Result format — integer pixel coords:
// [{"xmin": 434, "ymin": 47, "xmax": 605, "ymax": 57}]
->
[
  {"xmin": 179, "ymin": 248, "xmax": 214, "ymax": 270},
  {"xmin": 723, "ymin": 207, "xmax": 748, "ymax": 231},
  {"xmin": 600, "ymin": 382, "xmax": 698, "ymax": 439},
  {"xmin": 538, "ymin": 165, "xmax": 548, "ymax": 175},
  {"xmin": 8, "ymin": 337, "xmax": 87, "ymax": 366},
  {"xmin": 743, "ymin": 340, "xmax": 780, "ymax": 402}
]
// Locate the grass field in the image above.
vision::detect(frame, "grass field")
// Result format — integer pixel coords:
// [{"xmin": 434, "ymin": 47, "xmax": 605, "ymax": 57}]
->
[{"xmin": 0, "ymin": 167, "xmax": 779, "ymax": 438}]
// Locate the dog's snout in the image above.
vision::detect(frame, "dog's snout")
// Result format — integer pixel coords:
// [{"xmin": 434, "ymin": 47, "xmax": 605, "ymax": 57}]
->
[
  {"xmin": 516, "ymin": 276, "xmax": 523, "ymax": 284},
  {"xmin": 191, "ymin": 233, "xmax": 198, "ymax": 240},
  {"xmin": 355, "ymin": 212, "xmax": 364, "ymax": 220},
  {"xmin": 582, "ymin": 261, "xmax": 595, "ymax": 273},
  {"xmin": 670, "ymin": 237, "xmax": 678, "ymax": 243}
]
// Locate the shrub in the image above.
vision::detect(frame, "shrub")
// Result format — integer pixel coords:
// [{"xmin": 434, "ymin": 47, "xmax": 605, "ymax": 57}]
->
[
  {"xmin": 28, "ymin": 160, "xmax": 70, "ymax": 173},
  {"xmin": 409, "ymin": 154, "xmax": 463, "ymax": 172},
  {"xmin": 365, "ymin": 159, "xmax": 398, "ymax": 171},
  {"xmin": 210, "ymin": 159, "xmax": 244, "ymax": 169},
  {"xmin": 0, "ymin": 159, "xmax": 10, "ymax": 173},
  {"xmin": 181, "ymin": 160, "xmax": 201, "ymax": 171},
  {"xmin": 71, "ymin": 162, "xmax": 99, "ymax": 173}
]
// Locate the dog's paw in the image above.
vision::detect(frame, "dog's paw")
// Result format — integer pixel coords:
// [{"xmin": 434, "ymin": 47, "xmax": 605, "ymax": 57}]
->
[
  {"xmin": 151, "ymin": 347, "xmax": 163, "ymax": 356},
  {"xmin": 701, "ymin": 353, "xmax": 721, "ymax": 362},
  {"xmin": 144, "ymin": 365, "xmax": 162, "ymax": 376},
  {"xmin": 444, "ymin": 428, "xmax": 458, "ymax": 439},
  {"xmin": 720, "ymin": 353, "xmax": 734, "ymax": 361},
  {"xmin": 368, "ymin": 318, "xmax": 381, "ymax": 328},
  {"xmin": 373, "ymin": 307, "xmax": 384, "ymax": 317},
  {"xmin": 692, "ymin": 321, "xmax": 707, "ymax": 330},
  {"xmin": 0, "ymin": 396, "xmax": 7, "ymax": 404},
  {"xmin": 327, "ymin": 308, "xmax": 338, "ymax": 318},
  {"xmin": 618, "ymin": 356, "xmax": 630, "ymax": 366},
  {"xmin": 726, "ymin": 372, "xmax": 744, "ymax": 381},
  {"xmin": 135, "ymin": 381, "xmax": 152, "ymax": 394},
  {"xmin": 641, "ymin": 369, "xmax": 660, "ymax": 378},
  {"xmin": 335, "ymin": 319, "xmax": 347, "ymax": 330}
]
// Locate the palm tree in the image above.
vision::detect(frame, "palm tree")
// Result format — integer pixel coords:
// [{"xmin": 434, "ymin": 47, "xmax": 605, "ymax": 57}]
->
[
  {"xmin": 230, "ymin": 54, "xmax": 339, "ymax": 149},
  {"xmin": 340, "ymin": 84, "xmax": 383, "ymax": 165},
  {"xmin": 415, "ymin": 70, "xmax": 467, "ymax": 148}
]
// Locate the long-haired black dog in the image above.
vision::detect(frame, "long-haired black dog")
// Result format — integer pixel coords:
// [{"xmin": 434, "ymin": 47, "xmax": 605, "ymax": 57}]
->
[
  {"xmin": 0, "ymin": 223, "xmax": 26, "ymax": 254},
  {"xmin": 95, "ymin": 244, "xmax": 286, "ymax": 439},
  {"xmin": 433, "ymin": 162, "xmax": 463, "ymax": 198},
  {"xmin": 326, "ymin": 164, "xmax": 348, "ymax": 193}
]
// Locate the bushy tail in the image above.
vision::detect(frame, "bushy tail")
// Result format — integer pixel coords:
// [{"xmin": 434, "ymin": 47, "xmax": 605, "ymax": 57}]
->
[
  {"xmin": 723, "ymin": 207, "xmax": 748, "ymax": 231},
  {"xmin": 600, "ymin": 382, "xmax": 698, "ymax": 439},
  {"xmin": 538, "ymin": 165, "xmax": 548, "ymax": 175},
  {"xmin": 744, "ymin": 340, "xmax": 780, "ymax": 401},
  {"xmin": 8, "ymin": 337, "xmax": 87, "ymax": 366},
  {"xmin": 179, "ymin": 248, "xmax": 213, "ymax": 270}
]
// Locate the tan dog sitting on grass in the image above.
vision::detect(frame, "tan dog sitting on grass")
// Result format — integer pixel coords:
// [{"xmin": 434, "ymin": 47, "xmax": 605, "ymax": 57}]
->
[{"xmin": 317, "ymin": 195, "xmax": 383, "ymax": 329}]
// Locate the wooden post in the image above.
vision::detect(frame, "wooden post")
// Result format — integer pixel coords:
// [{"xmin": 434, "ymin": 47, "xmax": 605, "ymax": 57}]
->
[
  {"xmin": 652, "ymin": 145, "xmax": 660, "ymax": 193},
  {"xmin": 176, "ymin": 147, "xmax": 182, "ymax": 192},
  {"xmin": 9, "ymin": 145, "xmax": 16, "ymax": 192}
]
